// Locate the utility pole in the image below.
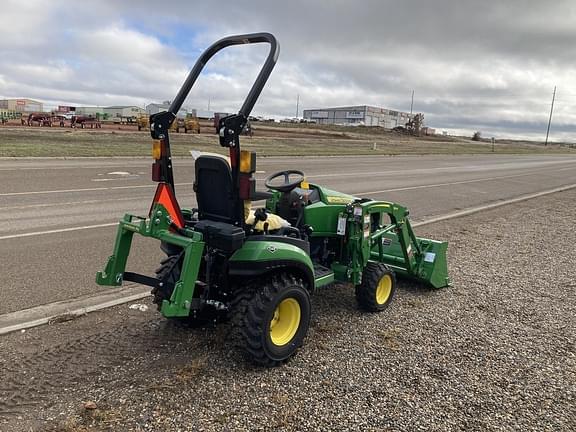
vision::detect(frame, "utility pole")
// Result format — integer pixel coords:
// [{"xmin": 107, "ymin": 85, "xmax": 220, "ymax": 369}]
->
[
  {"xmin": 545, "ymin": 86, "xmax": 556, "ymax": 146},
  {"xmin": 207, "ymin": 96, "xmax": 211, "ymax": 111},
  {"xmin": 410, "ymin": 90, "xmax": 414, "ymax": 114},
  {"xmin": 296, "ymin": 94, "xmax": 300, "ymax": 119}
]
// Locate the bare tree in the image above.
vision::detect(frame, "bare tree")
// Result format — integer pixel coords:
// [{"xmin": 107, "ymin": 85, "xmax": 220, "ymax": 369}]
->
[{"xmin": 405, "ymin": 113, "xmax": 424, "ymax": 136}]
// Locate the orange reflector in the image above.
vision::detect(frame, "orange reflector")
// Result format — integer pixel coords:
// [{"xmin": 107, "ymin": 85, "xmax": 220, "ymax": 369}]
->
[
  {"xmin": 239, "ymin": 150, "xmax": 256, "ymax": 173},
  {"xmin": 150, "ymin": 183, "xmax": 184, "ymax": 228},
  {"xmin": 152, "ymin": 140, "xmax": 162, "ymax": 159}
]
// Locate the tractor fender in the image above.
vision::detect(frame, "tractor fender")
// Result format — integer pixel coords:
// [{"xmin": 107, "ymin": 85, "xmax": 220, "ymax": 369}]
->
[{"xmin": 229, "ymin": 240, "xmax": 314, "ymax": 289}]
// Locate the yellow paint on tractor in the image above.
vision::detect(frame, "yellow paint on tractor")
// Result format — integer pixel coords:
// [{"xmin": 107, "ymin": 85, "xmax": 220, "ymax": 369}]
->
[
  {"xmin": 270, "ymin": 298, "xmax": 301, "ymax": 346},
  {"xmin": 376, "ymin": 274, "xmax": 392, "ymax": 304}
]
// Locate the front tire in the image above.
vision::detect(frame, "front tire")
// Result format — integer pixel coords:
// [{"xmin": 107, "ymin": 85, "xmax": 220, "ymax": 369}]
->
[
  {"xmin": 355, "ymin": 262, "xmax": 396, "ymax": 312},
  {"xmin": 231, "ymin": 274, "xmax": 311, "ymax": 367}
]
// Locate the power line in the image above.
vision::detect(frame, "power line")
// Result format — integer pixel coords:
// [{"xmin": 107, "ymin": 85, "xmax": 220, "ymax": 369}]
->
[
  {"xmin": 545, "ymin": 86, "xmax": 556, "ymax": 146},
  {"xmin": 295, "ymin": 93, "xmax": 299, "ymax": 119}
]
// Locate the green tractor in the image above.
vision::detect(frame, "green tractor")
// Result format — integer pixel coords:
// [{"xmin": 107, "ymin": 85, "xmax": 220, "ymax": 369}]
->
[{"xmin": 96, "ymin": 33, "xmax": 449, "ymax": 366}]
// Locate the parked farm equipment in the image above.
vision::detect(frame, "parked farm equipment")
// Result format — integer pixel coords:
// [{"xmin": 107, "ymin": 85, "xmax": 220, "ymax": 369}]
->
[
  {"xmin": 25, "ymin": 112, "xmax": 57, "ymax": 127},
  {"xmin": 96, "ymin": 33, "xmax": 449, "ymax": 366},
  {"xmin": 0, "ymin": 110, "xmax": 21, "ymax": 121},
  {"xmin": 71, "ymin": 115, "xmax": 102, "ymax": 129},
  {"xmin": 178, "ymin": 115, "xmax": 201, "ymax": 134},
  {"xmin": 140, "ymin": 114, "xmax": 200, "ymax": 133},
  {"xmin": 137, "ymin": 114, "xmax": 149, "ymax": 131}
]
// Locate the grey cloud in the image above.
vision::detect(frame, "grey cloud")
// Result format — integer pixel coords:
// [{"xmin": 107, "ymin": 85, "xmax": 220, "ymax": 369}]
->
[{"xmin": 1, "ymin": 0, "xmax": 575, "ymax": 141}]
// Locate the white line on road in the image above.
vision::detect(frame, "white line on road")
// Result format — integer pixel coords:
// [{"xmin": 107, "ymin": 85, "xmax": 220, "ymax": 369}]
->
[
  {"xmin": 0, "ymin": 193, "xmax": 196, "ymax": 211},
  {"xmin": 91, "ymin": 177, "xmax": 140, "ymax": 182},
  {"xmin": 3, "ymin": 160, "xmax": 575, "ymax": 196},
  {"xmin": 2, "ymin": 169, "xmax": 557, "ymax": 211},
  {"xmin": 306, "ymin": 159, "xmax": 576, "ymax": 179},
  {"xmin": 0, "ymin": 223, "xmax": 119, "ymax": 240},
  {"xmin": 2, "ymin": 174, "xmax": 576, "ymax": 240},
  {"xmin": 0, "ymin": 182, "xmax": 194, "ymax": 196},
  {"xmin": 356, "ymin": 171, "xmax": 541, "ymax": 195},
  {"xmin": 413, "ymin": 183, "xmax": 576, "ymax": 226},
  {"xmin": 0, "ymin": 162, "xmax": 153, "ymax": 171},
  {"xmin": 1, "ymin": 186, "xmax": 113, "ymax": 196}
]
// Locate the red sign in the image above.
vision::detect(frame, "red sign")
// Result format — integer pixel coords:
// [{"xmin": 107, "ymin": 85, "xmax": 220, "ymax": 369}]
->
[{"xmin": 16, "ymin": 100, "xmax": 26, "ymax": 105}]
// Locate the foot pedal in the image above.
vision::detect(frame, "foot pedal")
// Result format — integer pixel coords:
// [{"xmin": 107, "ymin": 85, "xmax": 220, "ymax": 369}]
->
[
  {"xmin": 313, "ymin": 264, "xmax": 333, "ymax": 278},
  {"xmin": 313, "ymin": 264, "xmax": 334, "ymax": 288}
]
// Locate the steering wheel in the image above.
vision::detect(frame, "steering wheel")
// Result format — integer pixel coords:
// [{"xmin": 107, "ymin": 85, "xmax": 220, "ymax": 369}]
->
[{"xmin": 265, "ymin": 170, "xmax": 305, "ymax": 193}]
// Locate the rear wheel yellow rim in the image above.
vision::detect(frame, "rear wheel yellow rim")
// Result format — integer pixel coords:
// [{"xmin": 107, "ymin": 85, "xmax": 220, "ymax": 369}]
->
[
  {"xmin": 270, "ymin": 298, "xmax": 301, "ymax": 346},
  {"xmin": 376, "ymin": 274, "xmax": 392, "ymax": 305}
]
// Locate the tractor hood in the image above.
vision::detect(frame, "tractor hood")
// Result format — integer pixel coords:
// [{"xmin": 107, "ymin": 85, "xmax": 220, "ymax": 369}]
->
[{"xmin": 314, "ymin": 185, "xmax": 357, "ymax": 205}]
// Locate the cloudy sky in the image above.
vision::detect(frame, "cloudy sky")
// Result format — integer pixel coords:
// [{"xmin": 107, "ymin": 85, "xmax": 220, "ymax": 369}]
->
[{"xmin": 1, "ymin": 0, "xmax": 575, "ymax": 141}]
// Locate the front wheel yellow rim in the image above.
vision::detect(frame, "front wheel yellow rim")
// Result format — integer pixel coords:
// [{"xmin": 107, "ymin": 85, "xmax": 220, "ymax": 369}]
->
[
  {"xmin": 376, "ymin": 274, "xmax": 392, "ymax": 305},
  {"xmin": 270, "ymin": 298, "xmax": 301, "ymax": 346}
]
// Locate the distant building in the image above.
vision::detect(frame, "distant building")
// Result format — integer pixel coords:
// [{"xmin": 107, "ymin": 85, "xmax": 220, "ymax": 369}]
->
[
  {"xmin": 421, "ymin": 126, "xmax": 436, "ymax": 136},
  {"xmin": 0, "ymin": 98, "xmax": 43, "ymax": 113},
  {"xmin": 75, "ymin": 106, "xmax": 104, "ymax": 116},
  {"xmin": 145, "ymin": 103, "xmax": 187, "ymax": 118},
  {"xmin": 145, "ymin": 103, "xmax": 170, "ymax": 115},
  {"xmin": 303, "ymin": 105, "xmax": 414, "ymax": 128},
  {"xmin": 103, "ymin": 106, "xmax": 145, "ymax": 119},
  {"xmin": 56, "ymin": 105, "xmax": 76, "ymax": 114},
  {"xmin": 195, "ymin": 110, "xmax": 214, "ymax": 119}
]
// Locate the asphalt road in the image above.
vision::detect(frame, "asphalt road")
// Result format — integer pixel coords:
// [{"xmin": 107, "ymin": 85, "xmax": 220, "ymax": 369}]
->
[{"xmin": 1, "ymin": 154, "xmax": 575, "ymax": 314}]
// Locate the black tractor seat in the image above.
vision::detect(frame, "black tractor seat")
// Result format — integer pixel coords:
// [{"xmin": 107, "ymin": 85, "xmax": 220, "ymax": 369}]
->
[{"xmin": 193, "ymin": 155, "xmax": 307, "ymax": 250}]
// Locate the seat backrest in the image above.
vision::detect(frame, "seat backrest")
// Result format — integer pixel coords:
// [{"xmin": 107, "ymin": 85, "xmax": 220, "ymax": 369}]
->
[{"xmin": 194, "ymin": 156, "xmax": 236, "ymax": 223}]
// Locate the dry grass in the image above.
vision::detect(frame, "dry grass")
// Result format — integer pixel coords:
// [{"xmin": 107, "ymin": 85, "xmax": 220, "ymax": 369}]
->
[
  {"xmin": 175, "ymin": 355, "xmax": 208, "ymax": 383},
  {"xmin": 0, "ymin": 125, "xmax": 572, "ymax": 157},
  {"xmin": 378, "ymin": 328, "xmax": 401, "ymax": 351},
  {"xmin": 270, "ymin": 392, "xmax": 298, "ymax": 429},
  {"xmin": 48, "ymin": 404, "xmax": 125, "ymax": 432},
  {"xmin": 403, "ymin": 297, "xmax": 425, "ymax": 309}
]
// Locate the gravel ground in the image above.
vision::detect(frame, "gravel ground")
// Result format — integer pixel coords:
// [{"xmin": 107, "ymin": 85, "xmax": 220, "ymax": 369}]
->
[{"xmin": 0, "ymin": 190, "xmax": 575, "ymax": 431}]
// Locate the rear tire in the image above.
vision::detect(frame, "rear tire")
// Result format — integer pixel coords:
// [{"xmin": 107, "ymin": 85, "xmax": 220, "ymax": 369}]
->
[
  {"xmin": 355, "ymin": 262, "xmax": 396, "ymax": 312},
  {"xmin": 153, "ymin": 254, "xmax": 219, "ymax": 327},
  {"xmin": 230, "ymin": 274, "xmax": 311, "ymax": 367}
]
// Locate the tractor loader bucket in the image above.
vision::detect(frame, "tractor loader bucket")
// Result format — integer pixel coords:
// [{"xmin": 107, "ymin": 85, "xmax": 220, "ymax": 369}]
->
[
  {"xmin": 342, "ymin": 199, "xmax": 450, "ymax": 289},
  {"xmin": 372, "ymin": 232, "xmax": 449, "ymax": 289}
]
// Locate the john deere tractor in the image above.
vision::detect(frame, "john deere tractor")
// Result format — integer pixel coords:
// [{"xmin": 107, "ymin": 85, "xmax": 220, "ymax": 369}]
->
[{"xmin": 96, "ymin": 33, "xmax": 449, "ymax": 366}]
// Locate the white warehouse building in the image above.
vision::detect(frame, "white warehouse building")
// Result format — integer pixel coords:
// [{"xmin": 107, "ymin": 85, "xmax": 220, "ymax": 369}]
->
[
  {"xmin": 0, "ymin": 98, "xmax": 43, "ymax": 113},
  {"xmin": 145, "ymin": 103, "xmax": 187, "ymax": 119},
  {"xmin": 103, "ymin": 106, "xmax": 146, "ymax": 119},
  {"xmin": 303, "ymin": 105, "xmax": 414, "ymax": 128}
]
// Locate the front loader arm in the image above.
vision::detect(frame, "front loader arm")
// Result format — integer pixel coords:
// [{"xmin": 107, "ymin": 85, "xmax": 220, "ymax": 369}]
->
[{"xmin": 343, "ymin": 200, "xmax": 449, "ymax": 289}]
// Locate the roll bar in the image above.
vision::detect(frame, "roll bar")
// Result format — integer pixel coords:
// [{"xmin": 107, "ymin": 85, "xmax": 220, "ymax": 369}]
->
[
  {"xmin": 169, "ymin": 32, "xmax": 279, "ymax": 118},
  {"xmin": 150, "ymin": 33, "xmax": 279, "ymax": 190}
]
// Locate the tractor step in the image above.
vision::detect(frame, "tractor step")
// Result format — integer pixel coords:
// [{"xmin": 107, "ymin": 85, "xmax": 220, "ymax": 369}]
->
[{"xmin": 313, "ymin": 264, "xmax": 334, "ymax": 288}]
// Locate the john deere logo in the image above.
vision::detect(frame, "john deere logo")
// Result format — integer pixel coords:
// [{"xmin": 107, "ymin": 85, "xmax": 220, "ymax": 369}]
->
[{"xmin": 267, "ymin": 245, "xmax": 277, "ymax": 253}]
